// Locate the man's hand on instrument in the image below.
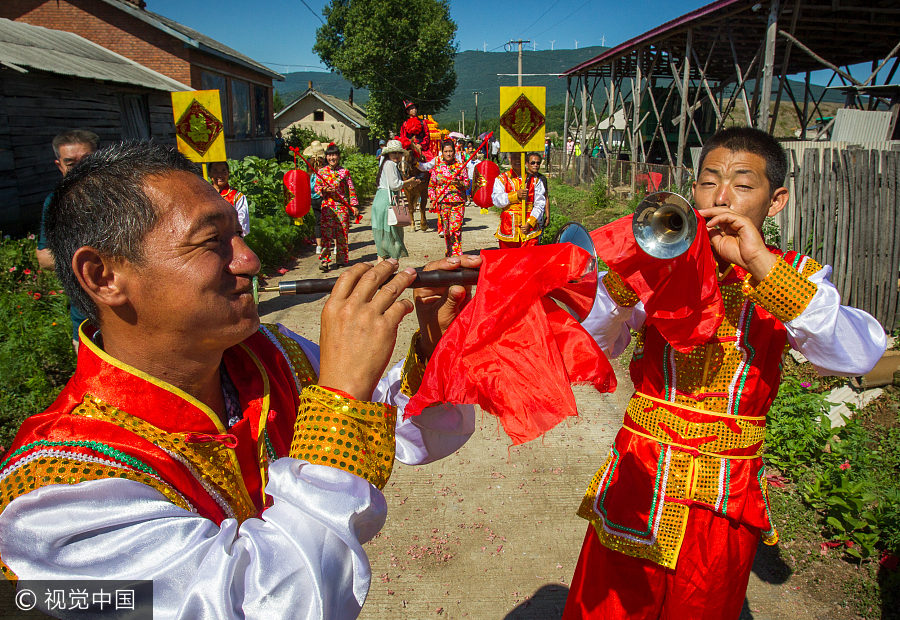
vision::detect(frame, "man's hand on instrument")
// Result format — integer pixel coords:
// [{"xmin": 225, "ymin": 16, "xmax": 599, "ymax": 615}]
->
[
  {"xmin": 414, "ymin": 254, "xmax": 483, "ymax": 359},
  {"xmin": 318, "ymin": 260, "xmax": 418, "ymax": 400},
  {"xmin": 698, "ymin": 207, "xmax": 776, "ymax": 281},
  {"xmin": 520, "ymin": 222, "xmax": 531, "ymax": 235},
  {"xmin": 516, "ymin": 188, "xmax": 528, "ymax": 200}
]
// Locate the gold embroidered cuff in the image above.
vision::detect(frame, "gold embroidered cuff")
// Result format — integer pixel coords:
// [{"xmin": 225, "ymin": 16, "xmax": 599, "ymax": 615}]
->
[
  {"xmin": 526, "ymin": 215, "xmax": 538, "ymax": 227},
  {"xmin": 400, "ymin": 331, "xmax": 428, "ymax": 398},
  {"xmin": 507, "ymin": 191, "xmax": 519, "ymax": 204},
  {"xmin": 290, "ymin": 385, "xmax": 397, "ymax": 489},
  {"xmin": 742, "ymin": 257, "xmax": 817, "ymax": 322},
  {"xmin": 603, "ymin": 270, "xmax": 640, "ymax": 307}
]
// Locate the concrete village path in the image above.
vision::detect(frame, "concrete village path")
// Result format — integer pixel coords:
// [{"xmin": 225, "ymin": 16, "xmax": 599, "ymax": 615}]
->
[{"xmin": 258, "ymin": 203, "xmax": 831, "ymax": 620}]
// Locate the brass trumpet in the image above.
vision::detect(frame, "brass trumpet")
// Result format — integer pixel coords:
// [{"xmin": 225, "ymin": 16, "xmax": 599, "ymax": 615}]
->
[{"xmin": 632, "ymin": 191, "xmax": 697, "ymax": 259}]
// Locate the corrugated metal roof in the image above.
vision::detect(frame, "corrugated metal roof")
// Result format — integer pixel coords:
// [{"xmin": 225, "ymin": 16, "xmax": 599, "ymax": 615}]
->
[
  {"xmin": 0, "ymin": 18, "xmax": 191, "ymax": 92},
  {"xmin": 831, "ymin": 109, "xmax": 894, "ymax": 143},
  {"xmin": 275, "ymin": 89, "xmax": 369, "ymax": 129},
  {"xmin": 98, "ymin": 0, "xmax": 283, "ymax": 81}
]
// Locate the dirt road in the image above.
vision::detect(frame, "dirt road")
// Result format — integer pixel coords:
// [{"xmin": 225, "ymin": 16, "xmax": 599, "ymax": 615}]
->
[{"xmin": 258, "ymin": 205, "xmax": 833, "ymax": 619}]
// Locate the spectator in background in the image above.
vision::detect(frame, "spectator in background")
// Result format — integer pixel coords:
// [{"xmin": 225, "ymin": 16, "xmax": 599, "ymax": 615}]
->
[
  {"xmin": 566, "ymin": 137, "xmax": 575, "ymax": 156},
  {"xmin": 375, "ymin": 139, "xmax": 386, "ymax": 161},
  {"xmin": 36, "ymin": 128, "xmax": 99, "ymax": 352},
  {"xmin": 490, "ymin": 136, "xmax": 501, "ymax": 163},
  {"xmin": 544, "ymin": 138, "xmax": 552, "ymax": 172},
  {"xmin": 303, "ymin": 142, "xmax": 326, "ymax": 254},
  {"xmin": 208, "ymin": 162, "xmax": 250, "ymax": 237}
]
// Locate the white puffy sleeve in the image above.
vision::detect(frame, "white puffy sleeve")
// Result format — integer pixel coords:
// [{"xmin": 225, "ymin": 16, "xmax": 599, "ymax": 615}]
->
[
  {"xmin": 492, "ymin": 177, "xmax": 511, "ymax": 207},
  {"xmin": 581, "ymin": 272, "xmax": 646, "ymax": 359},
  {"xmin": 0, "ymin": 326, "xmax": 475, "ymax": 620},
  {"xmin": 784, "ymin": 265, "xmax": 886, "ymax": 376},
  {"xmin": 0, "ymin": 461, "xmax": 384, "ymax": 620},
  {"xmin": 235, "ymin": 193, "xmax": 250, "ymax": 237},
  {"xmin": 528, "ymin": 177, "xmax": 546, "ymax": 223}
]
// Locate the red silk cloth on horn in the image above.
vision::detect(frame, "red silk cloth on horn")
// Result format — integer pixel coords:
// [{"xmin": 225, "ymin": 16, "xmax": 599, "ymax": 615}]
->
[
  {"xmin": 404, "ymin": 244, "xmax": 616, "ymax": 445},
  {"xmin": 590, "ymin": 213, "xmax": 724, "ymax": 353}
]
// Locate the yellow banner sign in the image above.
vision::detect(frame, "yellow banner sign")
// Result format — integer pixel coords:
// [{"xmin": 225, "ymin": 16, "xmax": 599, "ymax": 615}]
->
[
  {"xmin": 499, "ymin": 86, "xmax": 546, "ymax": 153},
  {"xmin": 171, "ymin": 90, "xmax": 226, "ymax": 162}
]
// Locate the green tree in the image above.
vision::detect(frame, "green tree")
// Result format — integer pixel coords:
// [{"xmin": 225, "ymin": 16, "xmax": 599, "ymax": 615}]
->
[
  {"xmin": 314, "ymin": 0, "xmax": 458, "ymax": 136},
  {"xmin": 273, "ymin": 90, "xmax": 287, "ymax": 113}
]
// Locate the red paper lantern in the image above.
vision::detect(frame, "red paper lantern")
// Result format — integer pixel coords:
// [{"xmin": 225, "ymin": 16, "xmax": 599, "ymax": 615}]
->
[
  {"xmin": 283, "ymin": 169, "xmax": 311, "ymax": 218},
  {"xmin": 473, "ymin": 160, "xmax": 499, "ymax": 209}
]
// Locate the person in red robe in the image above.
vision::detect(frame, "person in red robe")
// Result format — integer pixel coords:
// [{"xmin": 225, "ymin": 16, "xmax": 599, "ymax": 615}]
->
[
  {"xmin": 397, "ymin": 101, "xmax": 434, "ymax": 163},
  {"xmin": 563, "ymin": 127, "xmax": 886, "ymax": 619}
]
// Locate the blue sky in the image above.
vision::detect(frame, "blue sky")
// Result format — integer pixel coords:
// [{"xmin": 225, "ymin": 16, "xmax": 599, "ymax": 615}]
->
[{"xmin": 149, "ymin": 0, "xmax": 702, "ymax": 72}]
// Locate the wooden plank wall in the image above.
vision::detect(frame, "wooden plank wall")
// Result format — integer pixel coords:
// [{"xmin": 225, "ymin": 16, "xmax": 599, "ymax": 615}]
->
[
  {"xmin": 788, "ymin": 147, "xmax": 900, "ymax": 332},
  {"xmin": 0, "ymin": 70, "xmax": 176, "ymax": 235}
]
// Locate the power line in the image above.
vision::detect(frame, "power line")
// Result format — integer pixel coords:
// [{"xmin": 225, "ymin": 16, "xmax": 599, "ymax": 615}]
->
[{"xmin": 298, "ymin": 0, "xmax": 325, "ymax": 25}]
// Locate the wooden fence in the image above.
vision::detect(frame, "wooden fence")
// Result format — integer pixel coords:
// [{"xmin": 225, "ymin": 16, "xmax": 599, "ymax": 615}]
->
[{"xmin": 788, "ymin": 147, "xmax": 900, "ymax": 331}]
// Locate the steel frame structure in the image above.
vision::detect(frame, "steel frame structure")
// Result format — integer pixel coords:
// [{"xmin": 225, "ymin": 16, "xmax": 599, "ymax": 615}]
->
[{"xmin": 560, "ymin": 0, "xmax": 900, "ymax": 176}]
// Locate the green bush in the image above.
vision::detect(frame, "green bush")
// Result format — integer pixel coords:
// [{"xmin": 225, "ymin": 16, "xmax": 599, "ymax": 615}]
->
[
  {"xmin": 0, "ymin": 235, "xmax": 75, "ymax": 451},
  {"xmin": 342, "ymin": 151, "xmax": 378, "ymax": 201},
  {"xmin": 766, "ymin": 376, "xmax": 900, "ymax": 560},
  {"xmin": 283, "ymin": 126, "xmax": 330, "ymax": 151}
]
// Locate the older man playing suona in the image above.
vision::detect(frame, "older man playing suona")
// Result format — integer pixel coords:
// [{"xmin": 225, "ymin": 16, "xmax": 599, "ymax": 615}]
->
[{"xmin": 0, "ymin": 143, "xmax": 481, "ymax": 619}]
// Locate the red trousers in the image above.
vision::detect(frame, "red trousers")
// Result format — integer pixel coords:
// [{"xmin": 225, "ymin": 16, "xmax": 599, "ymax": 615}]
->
[
  {"xmin": 563, "ymin": 508, "xmax": 760, "ymax": 619},
  {"xmin": 498, "ymin": 237, "xmax": 539, "ymax": 249}
]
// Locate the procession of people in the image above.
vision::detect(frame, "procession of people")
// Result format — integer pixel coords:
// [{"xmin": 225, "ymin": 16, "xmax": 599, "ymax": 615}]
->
[{"xmin": 0, "ymin": 90, "xmax": 890, "ymax": 620}]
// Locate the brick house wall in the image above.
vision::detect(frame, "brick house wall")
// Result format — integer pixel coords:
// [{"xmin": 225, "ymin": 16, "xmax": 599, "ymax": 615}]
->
[{"xmin": 2, "ymin": 0, "xmax": 277, "ymax": 157}]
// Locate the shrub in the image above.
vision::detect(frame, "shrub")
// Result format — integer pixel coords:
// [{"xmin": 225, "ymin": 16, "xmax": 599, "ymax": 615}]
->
[
  {"xmin": 0, "ymin": 235, "xmax": 75, "ymax": 451},
  {"xmin": 283, "ymin": 126, "xmax": 330, "ymax": 151},
  {"xmin": 227, "ymin": 156, "xmax": 314, "ymax": 271}
]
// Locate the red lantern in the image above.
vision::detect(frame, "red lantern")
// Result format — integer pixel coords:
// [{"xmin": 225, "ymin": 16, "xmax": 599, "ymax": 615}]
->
[
  {"xmin": 473, "ymin": 160, "xmax": 499, "ymax": 209},
  {"xmin": 283, "ymin": 169, "xmax": 311, "ymax": 218}
]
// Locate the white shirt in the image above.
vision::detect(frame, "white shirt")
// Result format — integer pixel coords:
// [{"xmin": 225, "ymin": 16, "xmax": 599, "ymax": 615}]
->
[
  {"xmin": 0, "ymin": 326, "xmax": 476, "ymax": 620},
  {"xmin": 377, "ymin": 159, "xmax": 404, "ymax": 192}
]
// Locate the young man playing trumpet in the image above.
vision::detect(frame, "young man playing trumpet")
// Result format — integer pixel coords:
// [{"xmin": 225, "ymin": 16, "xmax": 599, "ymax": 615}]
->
[{"xmin": 563, "ymin": 128, "xmax": 886, "ymax": 619}]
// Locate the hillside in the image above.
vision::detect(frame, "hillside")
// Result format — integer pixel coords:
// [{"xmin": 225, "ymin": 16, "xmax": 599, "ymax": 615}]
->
[
  {"xmin": 276, "ymin": 47, "xmax": 846, "ymax": 130},
  {"xmin": 276, "ymin": 46, "xmax": 608, "ymax": 124}
]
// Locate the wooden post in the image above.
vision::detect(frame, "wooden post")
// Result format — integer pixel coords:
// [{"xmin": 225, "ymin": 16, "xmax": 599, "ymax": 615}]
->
[
  {"xmin": 758, "ymin": 0, "xmax": 780, "ymax": 130},
  {"xmin": 563, "ymin": 77, "xmax": 570, "ymax": 173},
  {"xmin": 675, "ymin": 28, "xmax": 692, "ymax": 181},
  {"xmin": 578, "ymin": 73, "xmax": 588, "ymax": 183},
  {"xmin": 632, "ymin": 49, "xmax": 642, "ymax": 194}
]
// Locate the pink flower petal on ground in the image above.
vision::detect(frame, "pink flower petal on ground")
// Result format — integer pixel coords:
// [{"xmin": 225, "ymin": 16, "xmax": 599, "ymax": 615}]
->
[{"xmin": 277, "ymin": 268, "xmax": 289, "ymax": 275}]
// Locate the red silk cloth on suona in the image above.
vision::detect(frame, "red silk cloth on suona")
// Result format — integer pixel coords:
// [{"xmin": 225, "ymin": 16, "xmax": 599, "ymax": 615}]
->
[
  {"xmin": 590, "ymin": 214, "xmax": 724, "ymax": 352},
  {"xmin": 404, "ymin": 244, "xmax": 615, "ymax": 444}
]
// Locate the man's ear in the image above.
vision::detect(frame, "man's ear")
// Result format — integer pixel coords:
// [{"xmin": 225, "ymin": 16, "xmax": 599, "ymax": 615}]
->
[
  {"xmin": 72, "ymin": 247, "xmax": 131, "ymax": 310},
  {"xmin": 54, "ymin": 159, "xmax": 65, "ymax": 175},
  {"xmin": 767, "ymin": 186, "xmax": 789, "ymax": 218}
]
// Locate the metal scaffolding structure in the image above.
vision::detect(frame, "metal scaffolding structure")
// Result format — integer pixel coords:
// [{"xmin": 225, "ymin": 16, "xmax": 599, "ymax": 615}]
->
[{"xmin": 560, "ymin": 0, "xmax": 900, "ymax": 179}]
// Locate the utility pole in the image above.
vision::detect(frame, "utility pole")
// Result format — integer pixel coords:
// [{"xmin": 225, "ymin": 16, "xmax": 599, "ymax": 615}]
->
[
  {"xmin": 532, "ymin": 41, "xmax": 536, "ymax": 51},
  {"xmin": 483, "ymin": 42, "xmax": 487, "ymax": 53},
  {"xmin": 549, "ymin": 40, "xmax": 555, "ymax": 51},
  {"xmin": 601, "ymin": 34, "xmax": 606, "ymax": 47},
  {"xmin": 461, "ymin": 109, "xmax": 465, "ymax": 133},
  {"xmin": 473, "ymin": 91, "xmax": 481, "ymax": 138},
  {"xmin": 506, "ymin": 40, "xmax": 531, "ymax": 87},
  {"xmin": 574, "ymin": 39, "xmax": 578, "ymax": 49}
]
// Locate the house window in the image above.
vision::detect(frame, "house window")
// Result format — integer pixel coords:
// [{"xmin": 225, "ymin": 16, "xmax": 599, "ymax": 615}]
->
[
  {"xmin": 313, "ymin": 109, "xmax": 325, "ymax": 122},
  {"xmin": 254, "ymin": 85, "xmax": 269, "ymax": 136},
  {"xmin": 231, "ymin": 79, "xmax": 251, "ymax": 139},
  {"xmin": 200, "ymin": 71, "xmax": 229, "ymax": 131}
]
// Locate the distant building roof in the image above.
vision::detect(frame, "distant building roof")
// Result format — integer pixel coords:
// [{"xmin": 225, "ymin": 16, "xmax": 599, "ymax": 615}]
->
[
  {"xmin": 98, "ymin": 0, "xmax": 283, "ymax": 81},
  {"xmin": 275, "ymin": 88, "xmax": 369, "ymax": 129},
  {"xmin": 0, "ymin": 17, "xmax": 190, "ymax": 92}
]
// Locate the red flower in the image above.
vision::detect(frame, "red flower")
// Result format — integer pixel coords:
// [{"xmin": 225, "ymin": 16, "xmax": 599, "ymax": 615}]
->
[
  {"xmin": 49, "ymin": 290, "xmax": 57, "ymax": 295},
  {"xmin": 839, "ymin": 460, "xmax": 851, "ymax": 471},
  {"xmin": 33, "ymin": 292, "xmax": 41, "ymax": 300},
  {"xmin": 277, "ymin": 268, "xmax": 288, "ymax": 275},
  {"xmin": 23, "ymin": 268, "xmax": 31, "ymax": 275},
  {"xmin": 8, "ymin": 267, "xmax": 15, "ymax": 272}
]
